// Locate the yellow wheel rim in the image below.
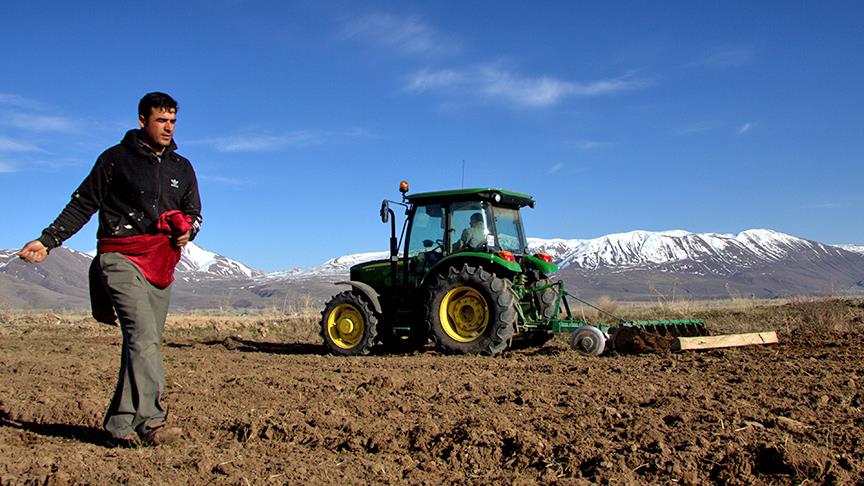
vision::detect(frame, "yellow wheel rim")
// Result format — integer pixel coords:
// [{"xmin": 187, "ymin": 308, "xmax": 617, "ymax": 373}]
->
[
  {"xmin": 440, "ymin": 286, "xmax": 489, "ymax": 343},
  {"xmin": 326, "ymin": 303, "xmax": 365, "ymax": 349}
]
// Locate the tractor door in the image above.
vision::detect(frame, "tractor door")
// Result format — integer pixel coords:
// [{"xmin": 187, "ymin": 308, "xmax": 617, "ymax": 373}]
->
[
  {"xmin": 404, "ymin": 203, "xmax": 447, "ymax": 288},
  {"xmin": 449, "ymin": 201, "xmax": 493, "ymax": 253},
  {"xmin": 489, "ymin": 205, "xmax": 527, "ymax": 255}
]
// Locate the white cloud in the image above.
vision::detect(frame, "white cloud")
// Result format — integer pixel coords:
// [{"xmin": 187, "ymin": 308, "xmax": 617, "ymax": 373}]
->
[
  {"xmin": 548, "ymin": 162, "xmax": 564, "ymax": 174},
  {"xmin": 737, "ymin": 122, "xmax": 752, "ymax": 135},
  {"xmin": 405, "ymin": 65, "xmax": 645, "ymax": 108},
  {"xmin": 0, "ymin": 94, "xmax": 80, "ymax": 134},
  {"xmin": 28, "ymin": 157, "xmax": 90, "ymax": 170},
  {"xmin": 192, "ymin": 128, "xmax": 373, "ymax": 153},
  {"xmin": 404, "ymin": 68, "xmax": 465, "ymax": 91},
  {"xmin": 480, "ymin": 69, "xmax": 576, "ymax": 107},
  {"xmin": 343, "ymin": 12, "xmax": 460, "ymax": 56},
  {"xmin": 211, "ymin": 131, "xmax": 323, "ymax": 152},
  {"xmin": 4, "ymin": 113, "xmax": 78, "ymax": 133},
  {"xmin": 0, "ymin": 93, "xmax": 44, "ymax": 110},
  {"xmin": 0, "ymin": 137, "xmax": 43, "ymax": 153},
  {"xmin": 0, "ymin": 162, "xmax": 16, "ymax": 173}
]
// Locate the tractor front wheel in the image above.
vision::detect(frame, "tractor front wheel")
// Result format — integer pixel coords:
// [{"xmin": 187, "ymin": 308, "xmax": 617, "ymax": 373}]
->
[
  {"xmin": 425, "ymin": 264, "xmax": 517, "ymax": 355},
  {"xmin": 320, "ymin": 291, "xmax": 378, "ymax": 356}
]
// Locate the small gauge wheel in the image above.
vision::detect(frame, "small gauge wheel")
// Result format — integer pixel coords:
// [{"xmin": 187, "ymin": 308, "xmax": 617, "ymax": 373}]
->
[{"xmin": 569, "ymin": 326, "xmax": 607, "ymax": 356}]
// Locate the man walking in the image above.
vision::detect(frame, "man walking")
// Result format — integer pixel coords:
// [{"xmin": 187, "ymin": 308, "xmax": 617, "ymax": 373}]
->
[{"xmin": 18, "ymin": 92, "xmax": 202, "ymax": 447}]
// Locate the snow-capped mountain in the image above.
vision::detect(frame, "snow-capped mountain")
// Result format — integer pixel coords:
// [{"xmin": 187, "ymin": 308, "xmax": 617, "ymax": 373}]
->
[
  {"xmin": 0, "ymin": 242, "xmax": 264, "ymax": 310},
  {"xmin": 527, "ymin": 229, "xmax": 840, "ymax": 274},
  {"xmin": 2, "ymin": 228, "xmax": 863, "ymax": 308},
  {"xmin": 0, "ymin": 249, "xmax": 18, "ymax": 269},
  {"xmin": 262, "ymin": 228, "xmax": 864, "ymax": 300},
  {"xmin": 176, "ymin": 242, "xmax": 262, "ymax": 280},
  {"xmin": 1, "ymin": 242, "xmax": 259, "ymax": 282},
  {"xmin": 262, "ymin": 251, "xmax": 389, "ymax": 281},
  {"xmin": 838, "ymin": 244, "xmax": 864, "ymax": 255},
  {"xmin": 280, "ymin": 229, "xmax": 852, "ymax": 278}
]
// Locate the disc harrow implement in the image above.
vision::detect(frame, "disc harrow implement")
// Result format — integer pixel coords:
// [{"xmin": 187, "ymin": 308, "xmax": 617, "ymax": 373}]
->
[{"xmin": 531, "ymin": 281, "xmax": 775, "ymax": 355}]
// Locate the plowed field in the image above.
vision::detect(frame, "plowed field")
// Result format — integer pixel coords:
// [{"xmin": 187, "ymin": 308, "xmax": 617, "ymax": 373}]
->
[{"xmin": 1, "ymin": 299, "xmax": 862, "ymax": 484}]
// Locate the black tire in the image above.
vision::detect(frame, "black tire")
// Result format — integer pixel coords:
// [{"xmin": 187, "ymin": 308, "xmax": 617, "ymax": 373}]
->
[
  {"xmin": 424, "ymin": 264, "xmax": 517, "ymax": 355},
  {"xmin": 320, "ymin": 291, "xmax": 378, "ymax": 356},
  {"xmin": 532, "ymin": 277, "xmax": 565, "ymax": 320},
  {"xmin": 518, "ymin": 278, "xmax": 560, "ymax": 347}
]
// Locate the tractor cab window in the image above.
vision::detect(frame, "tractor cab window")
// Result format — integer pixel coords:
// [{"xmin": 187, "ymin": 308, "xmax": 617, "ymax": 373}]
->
[
  {"xmin": 450, "ymin": 201, "xmax": 493, "ymax": 252},
  {"xmin": 492, "ymin": 206, "xmax": 527, "ymax": 254},
  {"xmin": 407, "ymin": 203, "xmax": 446, "ymax": 273}
]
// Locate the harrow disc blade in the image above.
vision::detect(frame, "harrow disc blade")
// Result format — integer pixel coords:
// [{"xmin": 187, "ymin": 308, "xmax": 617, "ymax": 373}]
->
[{"xmin": 624, "ymin": 319, "xmax": 709, "ymax": 338}]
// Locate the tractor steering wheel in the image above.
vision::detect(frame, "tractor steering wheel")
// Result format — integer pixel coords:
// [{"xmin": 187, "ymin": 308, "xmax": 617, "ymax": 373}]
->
[{"xmin": 423, "ymin": 239, "xmax": 445, "ymax": 253}]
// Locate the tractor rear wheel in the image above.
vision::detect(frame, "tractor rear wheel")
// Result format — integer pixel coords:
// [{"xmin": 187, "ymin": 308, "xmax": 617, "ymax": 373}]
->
[
  {"xmin": 320, "ymin": 291, "xmax": 378, "ymax": 356},
  {"xmin": 425, "ymin": 264, "xmax": 517, "ymax": 355}
]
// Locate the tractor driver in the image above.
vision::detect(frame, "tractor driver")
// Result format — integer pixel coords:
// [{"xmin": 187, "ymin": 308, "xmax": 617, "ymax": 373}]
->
[{"xmin": 455, "ymin": 212, "xmax": 487, "ymax": 251}]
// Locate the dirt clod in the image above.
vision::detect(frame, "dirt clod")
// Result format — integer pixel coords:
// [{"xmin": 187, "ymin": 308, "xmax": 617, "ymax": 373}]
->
[{"xmin": 612, "ymin": 327, "xmax": 677, "ymax": 353}]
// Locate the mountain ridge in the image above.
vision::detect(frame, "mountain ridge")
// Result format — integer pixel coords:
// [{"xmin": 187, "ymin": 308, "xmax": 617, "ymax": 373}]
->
[{"xmin": 2, "ymin": 228, "xmax": 862, "ymax": 309}]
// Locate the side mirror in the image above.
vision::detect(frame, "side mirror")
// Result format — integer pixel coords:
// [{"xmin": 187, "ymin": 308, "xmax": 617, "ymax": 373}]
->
[
  {"xmin": 380, "ymin": 200, "xmax": 389, "ymax": 223},
  {"xmin": 423, "ymin": 239, "xmax": 433, "ymax": 248}
]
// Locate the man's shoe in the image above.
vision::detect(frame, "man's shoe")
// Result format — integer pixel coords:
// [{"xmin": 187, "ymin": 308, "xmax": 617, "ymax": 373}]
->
[{"xmin": 140, "ymin": 423, "xmax": 183, "ymax": 446}]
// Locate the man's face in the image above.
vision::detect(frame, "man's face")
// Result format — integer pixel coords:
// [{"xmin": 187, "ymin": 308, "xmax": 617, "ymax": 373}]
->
[{"xmin": 139, "ymin": 107, "xmax": 176, "ymax": 148}]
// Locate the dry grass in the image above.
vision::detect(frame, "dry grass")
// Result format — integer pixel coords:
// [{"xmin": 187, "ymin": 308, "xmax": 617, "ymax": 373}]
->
[
  {"xmin": 560, "ymin": 295, "xmax": 864, "ymax": 338},
  {"xmin": 0, "ymin": 309, "xmax": 322, "ymax": 343},
  {"xmin": 3, "ymin": 297, "xmax": 861, "ymax": 343}
]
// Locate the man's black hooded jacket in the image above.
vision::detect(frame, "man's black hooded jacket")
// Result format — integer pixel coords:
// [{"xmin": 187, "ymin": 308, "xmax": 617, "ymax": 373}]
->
[{"xmin": 38, "ymin": 129, "xmax": 202, "ymax": 249}]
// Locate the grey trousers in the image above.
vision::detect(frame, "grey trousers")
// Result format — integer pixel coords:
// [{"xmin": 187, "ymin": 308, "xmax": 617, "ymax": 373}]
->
[{"xmin": 98, "ymin": 252, "xmax": 171, "ymax": 439}]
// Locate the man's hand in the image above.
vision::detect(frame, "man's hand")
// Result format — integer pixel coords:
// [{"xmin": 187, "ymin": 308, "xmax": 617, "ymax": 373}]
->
[
  {"xmin": 18, "ymin": 240, "xmax": 48, "ymax": 263},
  {"xmin": 173, "ymin": 231, "xmax": 191, "ymax": 248}
]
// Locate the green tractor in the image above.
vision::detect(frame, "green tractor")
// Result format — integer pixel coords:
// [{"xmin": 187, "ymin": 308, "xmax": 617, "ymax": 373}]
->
[
  {"xmin": 320, "ymin": 182, "xmax": 773, "ymax": 357},
  {"xmin": 320, "ymin": 182, "xmax": 563, "ymax": 356}
]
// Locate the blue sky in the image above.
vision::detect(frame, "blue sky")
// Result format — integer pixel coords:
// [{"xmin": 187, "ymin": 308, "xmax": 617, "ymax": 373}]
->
[{"xmin": 1, "ymin": 1, "xmax": 861, "ymax": 270}]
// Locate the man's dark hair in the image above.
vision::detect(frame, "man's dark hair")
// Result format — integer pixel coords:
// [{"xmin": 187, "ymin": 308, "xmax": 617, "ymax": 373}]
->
[{"xmin": 138, "ymin": 92, "xmax": 178, "ymax": 118}]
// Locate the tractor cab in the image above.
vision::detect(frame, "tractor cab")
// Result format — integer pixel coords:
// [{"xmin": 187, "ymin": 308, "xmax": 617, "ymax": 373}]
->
[{"xmin": 402, "ymin": 188, "xmax": 534, "ymax": 284}]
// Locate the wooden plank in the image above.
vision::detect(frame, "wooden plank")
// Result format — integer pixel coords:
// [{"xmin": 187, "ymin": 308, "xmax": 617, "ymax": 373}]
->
[{"xmin": 674, "ymin": 331, "xmax": 778, "ymax": 351}]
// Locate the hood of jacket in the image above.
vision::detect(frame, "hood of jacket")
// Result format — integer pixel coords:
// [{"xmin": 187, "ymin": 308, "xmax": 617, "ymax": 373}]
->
[{"xmin": 120, "ymin": 129, "xmax": 178, "ymax": 159}]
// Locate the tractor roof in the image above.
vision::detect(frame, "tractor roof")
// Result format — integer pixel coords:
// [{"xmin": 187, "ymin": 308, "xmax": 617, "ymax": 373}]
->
[{"xmin": 406, "ymin": 188, "xmax": 535, "ymax": 207}]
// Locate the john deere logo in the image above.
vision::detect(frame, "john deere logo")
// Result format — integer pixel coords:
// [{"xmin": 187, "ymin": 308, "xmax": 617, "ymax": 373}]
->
[{"xmin": 170, "ymin": 179, "xmax": 180, "ymax": 188}]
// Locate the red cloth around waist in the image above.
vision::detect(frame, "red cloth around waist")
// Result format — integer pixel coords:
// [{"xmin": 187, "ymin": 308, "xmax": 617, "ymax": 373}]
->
[
  {"xmin": 97, "ymin": 210, "xmax": 192, "ymax": 288},
  {"xmin": 98, "ymin": 234, "xmax": 178, "ymax": 288}
]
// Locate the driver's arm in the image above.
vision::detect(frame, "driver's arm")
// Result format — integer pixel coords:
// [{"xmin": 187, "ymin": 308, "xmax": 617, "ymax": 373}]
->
[{"xmin": 454, "ymin": 229, "xmax": 470, "ymax": 251}]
